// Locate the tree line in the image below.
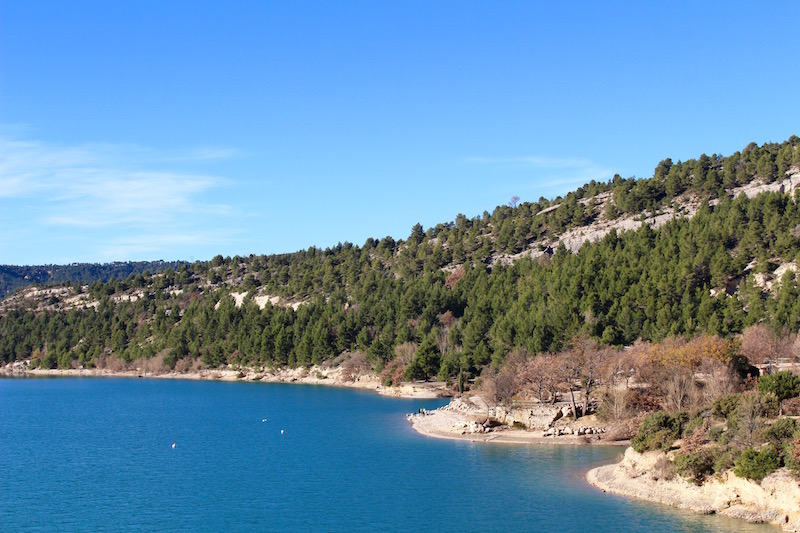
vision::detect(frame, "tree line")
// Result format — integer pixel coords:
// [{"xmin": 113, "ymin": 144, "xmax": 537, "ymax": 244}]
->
[{"xmin": 0, "ymin": 137, "xmax": 799, "ymax": 385}]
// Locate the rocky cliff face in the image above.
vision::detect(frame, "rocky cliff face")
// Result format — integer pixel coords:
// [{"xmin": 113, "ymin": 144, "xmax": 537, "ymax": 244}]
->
[{"xmin": 587, "ymin": 448, "xmax": 800, "ymax": 531}]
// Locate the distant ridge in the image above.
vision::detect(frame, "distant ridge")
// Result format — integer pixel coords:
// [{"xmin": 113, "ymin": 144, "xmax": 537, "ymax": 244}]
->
[{"xmin": 0, "ymin": 261, "xmax": 187, "ymax": 299}]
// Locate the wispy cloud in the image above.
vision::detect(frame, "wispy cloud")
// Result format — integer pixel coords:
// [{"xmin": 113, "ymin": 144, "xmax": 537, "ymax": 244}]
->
[
  {"xmin": 97, "ymin": 231, "xmax": 242, "ymax": 261},
  {"xmin": 466, "ymin": 154, "xmax": 614, "ymax": 198},
  {"xmin": 0, "ymin": 135, "xmax": 242, "ymax": 261},
  {"xmin": 466, "ymin": 155, "xmax": 597, "ymax": 169}
]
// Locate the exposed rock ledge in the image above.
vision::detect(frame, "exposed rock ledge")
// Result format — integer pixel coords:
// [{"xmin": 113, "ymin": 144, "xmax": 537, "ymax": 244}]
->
[
  {"xmin": 587, "ymin": 448, "xmax": 800, "ymax": 531},
  {"xmin": 407, "ymin": 397, "xmax": 622, "ymax": 445}
]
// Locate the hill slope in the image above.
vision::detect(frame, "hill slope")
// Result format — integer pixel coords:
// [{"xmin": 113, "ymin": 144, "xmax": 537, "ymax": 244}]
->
[
  {"xmin": 0, "ymin": 261, "xmax": 186, "ymax": 299},
  {"xmin": 1, "ymin": 137, "xmax": 799, "ymax": 379}
]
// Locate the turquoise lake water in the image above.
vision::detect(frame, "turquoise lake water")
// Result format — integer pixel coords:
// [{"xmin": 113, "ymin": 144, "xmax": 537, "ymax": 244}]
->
[{"xmin": 0, "ymin": 378, "xmax": 779, "ymax": 532}]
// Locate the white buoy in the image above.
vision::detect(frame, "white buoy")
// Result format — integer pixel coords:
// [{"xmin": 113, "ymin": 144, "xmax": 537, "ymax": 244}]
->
[
  {"xmin": 172, "ymin": 443, "xmax": 176, "ymax": 449},
  {"xmin": 280, "ymin": 429, "xmax": 284, "ymax": 434}
]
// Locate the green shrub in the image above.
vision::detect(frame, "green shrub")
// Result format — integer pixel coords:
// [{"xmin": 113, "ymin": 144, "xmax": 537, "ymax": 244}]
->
[
  {"xmin": 713, "ymin": 449, "xmax": 736, "ymax": 473},
  {"xmin": 40, "ymin": 351, "xmax": 58, "ymax": 369},
  {"xmin": 682, "ymin": 413, "xmax": 707, "ymax": 438},
  {"xmin": 763, "ymin": 394, "xmax": 780, "ymax": 417},
  {"xmin": 673, "ymin": 449, "xmax": 715, "ymax": 483},
  {"xmin": 733, "ymin": 445, "xmax": 781, "ymax": 481},
  {"xmin": 728, "ymin": 392, "xmax": 779, "ymax": 435},
  {"xmin": 632, "ymin": 411, "xmax": 684, "ymax": 452},
  {"xmin": 712, "ymin": 394, "xmax": 741, "ymax": 420},
  {"xmin": 709, "ymin": 426, "xmax": 724, "ymax": 442},
  {"xmin": 757, "ymin": 371, "xmax": 800, "ymax": 402},
  {"xmin": 760, "ymin": 418, "xmax": 798, "ymax": 446},
  {"xmin": 783, "ymin": 438, "xmax": 800, "ymax": 475},
  {"xmin": 162, "ymin": 350, "xmax": 178, "ymax": 370}
]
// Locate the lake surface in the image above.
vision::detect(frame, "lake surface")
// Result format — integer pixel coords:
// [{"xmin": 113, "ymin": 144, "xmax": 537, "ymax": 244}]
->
[{"xmin": 0, "ymin": 378, "xmax": 779, "ymax": 532}]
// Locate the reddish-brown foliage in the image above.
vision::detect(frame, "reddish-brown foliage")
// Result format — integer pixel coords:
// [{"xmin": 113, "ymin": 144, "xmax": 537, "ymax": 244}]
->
[{"xmin": 444, "ymin": 266, "xmax": 466, "ymax": 289}]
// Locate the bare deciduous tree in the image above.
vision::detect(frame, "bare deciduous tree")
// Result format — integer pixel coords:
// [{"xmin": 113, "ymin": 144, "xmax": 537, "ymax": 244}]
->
[
  {"xmin": 435, "ymin": 328, "xmax": 450, "ymax": 357},
  {"xmin": 697, "ymin": 357, "xmax": 737, "ymax": 405},
  {"xmin": 736, "ymin": 391, "xmax": 768, "ymax": 446},
  {"xmin": 340, "ymin": 350, "xmax": 371, "ymax": 381},
  {"xmin": 663, "ymin": 367, "xmax": 694, "ymax": 412},
  {"xmin": 559, "ymin": 334, "xmax": 605, "ymax": 419},
  {"xmin": 740, "ymin": 323, "xmax": 796, "ymax": 365},
  {"xmin": 526, "ymin": 354, "xmax": 560, "ymax": 403}
]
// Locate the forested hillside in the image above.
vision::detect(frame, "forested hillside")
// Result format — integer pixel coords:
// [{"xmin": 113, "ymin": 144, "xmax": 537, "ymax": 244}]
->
[
  {"xmin": 2, "ymin": 137, "xmax": 800, "ymax": 384},
  {"xmin": 0, "ymin": 261, "xmax": 186, "ymax": 299}
]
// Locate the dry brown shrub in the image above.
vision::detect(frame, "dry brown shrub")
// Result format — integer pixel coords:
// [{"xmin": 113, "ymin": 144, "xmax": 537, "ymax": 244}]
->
[
  {"xmin": 602, "ymin": 348, "xmax": 636, "ymax": 388},
  {"xmin": 438, "ymin": 310, "xmax": 457, "ymax": 329},
  {"xmin": 631, "ymin": 335, "xmax": 740, "ymax": 412},
  {"xmin": 174, "ymin": 356, "xmax": 195, "ymax": 373},
  {"xmin": 782, "ymin": 397, "xmax": 800, "ymax": 416},
  {"xmin": 697, "ymin": 358, "xmax": 737, "ymax": 405},
  {"xmin": 190, "ymin": 357, "xmax": 205, "ymax": 372},
  {"xmin": 626, "ymin": 388, "xmax": 662, "ymax": 413},
  {"xmin": 140, "ymin": 356, "xmax": 168, "ymax": 375},
  {"xmin": 789, "ymin": 438, "xmax": 800, "ymax": 470},
  {"xmin": 740, "ymin": 324, "xmax": 796, "ymax": 365},
  {"xmin": 598, "ymin": 386, "xmax": 631, "ymax": 422},
  {"xmin": 602, "ymin": 413, "xmax": 647, "ymax": 442},
  {"xmin": 628, "ymin": 339, "xmax": 659, "ymax": 385},
  {"xmin": 481, "ymin": 349, "xmax": 542, "ymax": 406},
  {"xmin": 475, "ymin": 366, "xmax": 500, "ymax": 406},
  {"xmin": 793, "ymin": 336, "xmax": 800, "ymax": 363},
  {"xmin": 340, "ymin": 351, "xmax": 371, "ymax": 381},
  {"xmin": 378, "ymin": 359, "xmax": 406, "ymax": 386},
  {"xmin": 444, "ymin": 266, "xmax": 466, "ymax": 289},
  {"xmin": 377, "ymin": 343, "xmax": 418, "ymax": 386},
  {"xmin": 663, "ymin": 368, "xmax": 696, "ymax": 412},
  {"xmin": 680, "ymin": 420, "xmax": 710, "ymax": 453},
  {"xmin": 650, "ymin": 335, "xmax": 737, "ymax": 370},
  {"xmin": 651, "ymin": 454, "xmax": 675, "ymax": 481},
  {"xmin": 96, "ymin": 352, "xmax": 128, "ymax": 372},
  {"xmin": 394, "ymin": 342, "xmax": 416, "ymax": 364}
]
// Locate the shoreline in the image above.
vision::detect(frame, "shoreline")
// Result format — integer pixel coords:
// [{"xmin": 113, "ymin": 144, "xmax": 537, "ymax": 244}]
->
[
  {"xmin": 0, "ymin": 362, "xmax": 450, "ymax": 399},
  {"xmin": 406, "ymin": 397, "xmax": 629, "ymax": 446},
  {"xmin": 586, "ymin": 448, "xmax": 800, "ymax": 532},
  {"xmin": 4, "ymin": 361, "xmax": 624, "ymax": 446},
  {"xmin": 7, "ymin": 362, "xmax": 795, "ymax": 530}
]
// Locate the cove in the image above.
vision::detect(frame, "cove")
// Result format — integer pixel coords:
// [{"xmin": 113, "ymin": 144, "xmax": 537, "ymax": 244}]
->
[{"xmin": 0, "ymin": 378, "xmax": 779, "ymax": 532}]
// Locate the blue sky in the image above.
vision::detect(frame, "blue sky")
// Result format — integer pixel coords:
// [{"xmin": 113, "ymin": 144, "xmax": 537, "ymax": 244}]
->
[{"xmin": 2, "ymin": 1, "xmax": 798, "ymax": 265}]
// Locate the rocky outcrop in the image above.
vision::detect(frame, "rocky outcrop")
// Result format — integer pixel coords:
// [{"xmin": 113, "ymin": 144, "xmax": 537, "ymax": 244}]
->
[
  {"xmin": 543, "ymin": 425, "xmax": 605, "ymax": 437},
  {"xmin": 494, "ymin": 404, "xmax": 563, "ymax": 429},
  {"xmin": 587, "ymin": 448, "xmax": 800, "ymax": 532}
]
